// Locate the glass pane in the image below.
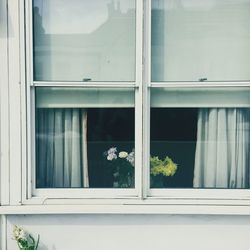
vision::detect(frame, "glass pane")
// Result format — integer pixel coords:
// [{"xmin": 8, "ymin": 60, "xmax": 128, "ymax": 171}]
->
[
  {"xmin": 33, "ymin": 0, "xmax": 136, "ymax": 81},
  {"xmin": 150, "ymin": 92, "xmax": 250, "ymax": 188},
  {"xmin": 151, "ymin": 87, "xmax": 250, "ymax": 107},
  {"xmin": 151, "ymin": 0, "xmax": 250, "ymax": 82},
  {"xmin": 35, "ymin": 88, "xmax": 135, "ymax": 188}
]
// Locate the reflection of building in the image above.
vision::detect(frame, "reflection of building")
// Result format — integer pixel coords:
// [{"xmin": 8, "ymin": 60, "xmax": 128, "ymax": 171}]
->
[
  {"xmin": 151, "ymin": 2, "xmax": 250, "ymax": 81},
  {"xmin": 34, "ymin": 1, "xmax": 136, "ymax": 81}
]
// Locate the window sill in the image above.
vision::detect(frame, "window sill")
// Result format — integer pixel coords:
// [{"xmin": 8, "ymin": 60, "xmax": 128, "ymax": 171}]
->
[{"xmin": 2, "ymin": 202, "xmax": 250, "ymax": 215}]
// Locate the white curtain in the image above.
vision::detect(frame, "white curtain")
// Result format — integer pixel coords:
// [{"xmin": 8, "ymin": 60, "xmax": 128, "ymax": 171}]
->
[
  {"xmin": 36, "ymin": 108, "xmax": 89, "ymax": 188},
  {"xmin": 193, "ymin": 108, "xmax": 250, "ymax": 188}
]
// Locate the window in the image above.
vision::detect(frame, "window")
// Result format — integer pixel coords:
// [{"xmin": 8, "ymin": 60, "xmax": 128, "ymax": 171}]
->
[
  {"xmin": 33, "ymin": 0, "xmax": 136, "ymax": 81},
  {"xmin": 151, "ymin": 0, "xmax": 250, "ymax": 82},
  {"xmin": 150, "ymin": 88, "xmax": 250, "ymax": 190},
  {"xmin": 148, "ymin": 0, "xmax": 250, "ymax": 199},
  {"xmin": 35, "ymin": 88, "xmax": 135, "ymax": 189},
  {"xmin": 27, "ymin": 0, "xmax": 142, "ymax": 199},
  {"xmin": 24, "ymin": 0, "xmax": 250, "ymax": 204}
]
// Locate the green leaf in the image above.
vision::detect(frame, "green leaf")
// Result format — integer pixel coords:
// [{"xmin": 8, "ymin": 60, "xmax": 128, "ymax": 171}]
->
[
  {"xmin": 29, "ymin": 234, "xmax": 35, "ymax": 245},
  {"xmin": 35, "ymin": 235, "xmax": 40, "ymax": 250}
]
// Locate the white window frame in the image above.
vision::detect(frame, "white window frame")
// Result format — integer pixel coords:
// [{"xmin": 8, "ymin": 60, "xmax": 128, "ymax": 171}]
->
[
  {"xmin": 0, "ymin": 0, "xmax": 9, "ymax": 206},
  {"xmin": 2, "ymin": 0, "xmax": 250, "ymax": 213},
  {"xmin": 22, "ymin": 0, "xmax": 144, "ymax": 203},
  {"xmin": 144, "ymin": 0, "xmax": 250, "ymax": 201}
]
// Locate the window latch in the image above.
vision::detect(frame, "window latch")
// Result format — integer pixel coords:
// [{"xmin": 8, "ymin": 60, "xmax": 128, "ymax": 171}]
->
[
  {"xmin": 82, "ymin": 78, "xmax": 92, "ymax": 82},
  {"xmin": 199, "ymin": 78, "xmax": 207, "ymax": 82}
]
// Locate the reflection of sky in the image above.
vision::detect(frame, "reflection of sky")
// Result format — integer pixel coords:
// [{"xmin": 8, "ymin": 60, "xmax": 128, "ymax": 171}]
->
[
  {"xmin": 152, "ymin": 0, "xmax": 250, "ymax": 10},
  {"xmin": 33, "ymin": 0, "xmax": 135, "ymax": 34}
]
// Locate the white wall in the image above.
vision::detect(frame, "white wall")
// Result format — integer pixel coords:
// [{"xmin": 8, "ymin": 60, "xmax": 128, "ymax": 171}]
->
[{"xmin": 6, "ymin": 214, "xmax": 250, "ymax": 250}]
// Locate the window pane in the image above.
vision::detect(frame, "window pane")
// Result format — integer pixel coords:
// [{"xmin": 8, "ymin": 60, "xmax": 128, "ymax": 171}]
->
[
  {"xmin": 151, "ymin": 87, "xmax": 250, "ymax": 107},
  {"xmin": 35, "ymin": 88, "xmax": 135, "ymax": 188},
  {"xmin": 33, "ymin": 0, "xmax": 136, "ymax": 81},
  {"xmin": 151, "ymin": 0, "xmax": 250, "ymax": 82},
  {"xmin": 150, "ymin": 93, "xmax": 250, "ymax": 188}
]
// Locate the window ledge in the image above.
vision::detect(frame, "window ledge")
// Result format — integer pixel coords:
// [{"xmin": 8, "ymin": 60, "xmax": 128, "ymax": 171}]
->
[{"xmin": 1, "ymin": 204, "xmax": 250, "ymax": 215}]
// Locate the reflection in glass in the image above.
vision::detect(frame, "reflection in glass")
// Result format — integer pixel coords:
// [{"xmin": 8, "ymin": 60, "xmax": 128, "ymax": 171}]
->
[
  {"xmin": 35, "ymin": 88, "xmax": 135, "ymax": 188},
  {"xmin": 151, "ymin": 0, "xmax": 250, "ymax": 81},
  {"xmin": 150, "ymin": 108, "xmax": 250, "ymax": 189},
  {"xmin": 33, "ymin": 0, "xmax": 136, "ymax": 81}
]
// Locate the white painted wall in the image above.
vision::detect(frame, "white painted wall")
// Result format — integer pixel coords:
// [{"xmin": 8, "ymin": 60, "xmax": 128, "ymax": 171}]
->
[{"xmin": 6, "ymin": 214, "xmax": 250, "ymax": 250}]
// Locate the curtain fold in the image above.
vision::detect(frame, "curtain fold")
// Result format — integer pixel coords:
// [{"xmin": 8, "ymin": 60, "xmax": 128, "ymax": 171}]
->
[
  {"xmin": 193, "ymin": 108, "xmax": 250, "ymax": 188},
  {"xmin": 36, "ymin": 108, "xmax": 89, "ymax": 188}
]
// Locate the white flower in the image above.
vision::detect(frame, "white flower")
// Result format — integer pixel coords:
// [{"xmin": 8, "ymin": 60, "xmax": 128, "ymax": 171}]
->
[
  {"xmin": 126, "ymin": 150, "xmax": 135, "ymax": 166},
  {"xmin": 13, "ymin": 227, "xmax": 20, "ymax": 240},
  {"xmin": 119, "ymin": 151, "xmax": 128, "ymax": 158},
  {"xmin": 12, "ymin": 225, "xmax": 26, "ymax": 240},
  {"xmin": 105, "ymin": 147, "xmax": 118, "ymax": 161},
  {"xmin": 107, "ymin": 153, "xmax": 117, "ymax": 161},
  {"xmin": 108, "ymin": 147, "xmax": 117, "ymax": 155},
  {"xmin": 19, "ymin": 229, "xmax": 26, "ymax": 240}
]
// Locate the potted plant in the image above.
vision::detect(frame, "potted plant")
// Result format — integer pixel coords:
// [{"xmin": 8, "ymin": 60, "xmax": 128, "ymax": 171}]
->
[
  {"xmin": 150, "ymin": 156, "xmax": 178, "ymax": 188},
  {"xmin": 104, "ymin": 147, "xmax": 135, "ymax": 188},
  {"xmin": 12, "ymin": 225, "xmax": 40, "ymax": 250}
]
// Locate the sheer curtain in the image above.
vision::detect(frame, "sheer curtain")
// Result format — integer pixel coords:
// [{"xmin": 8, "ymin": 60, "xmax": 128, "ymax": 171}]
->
[
  {"xmin": 194, "ymin": 108, "xmax": 250, "ymax": 188},
  {"xmin": 36, "ymin": 108, "xmax": 89, "ymax": 188}
]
